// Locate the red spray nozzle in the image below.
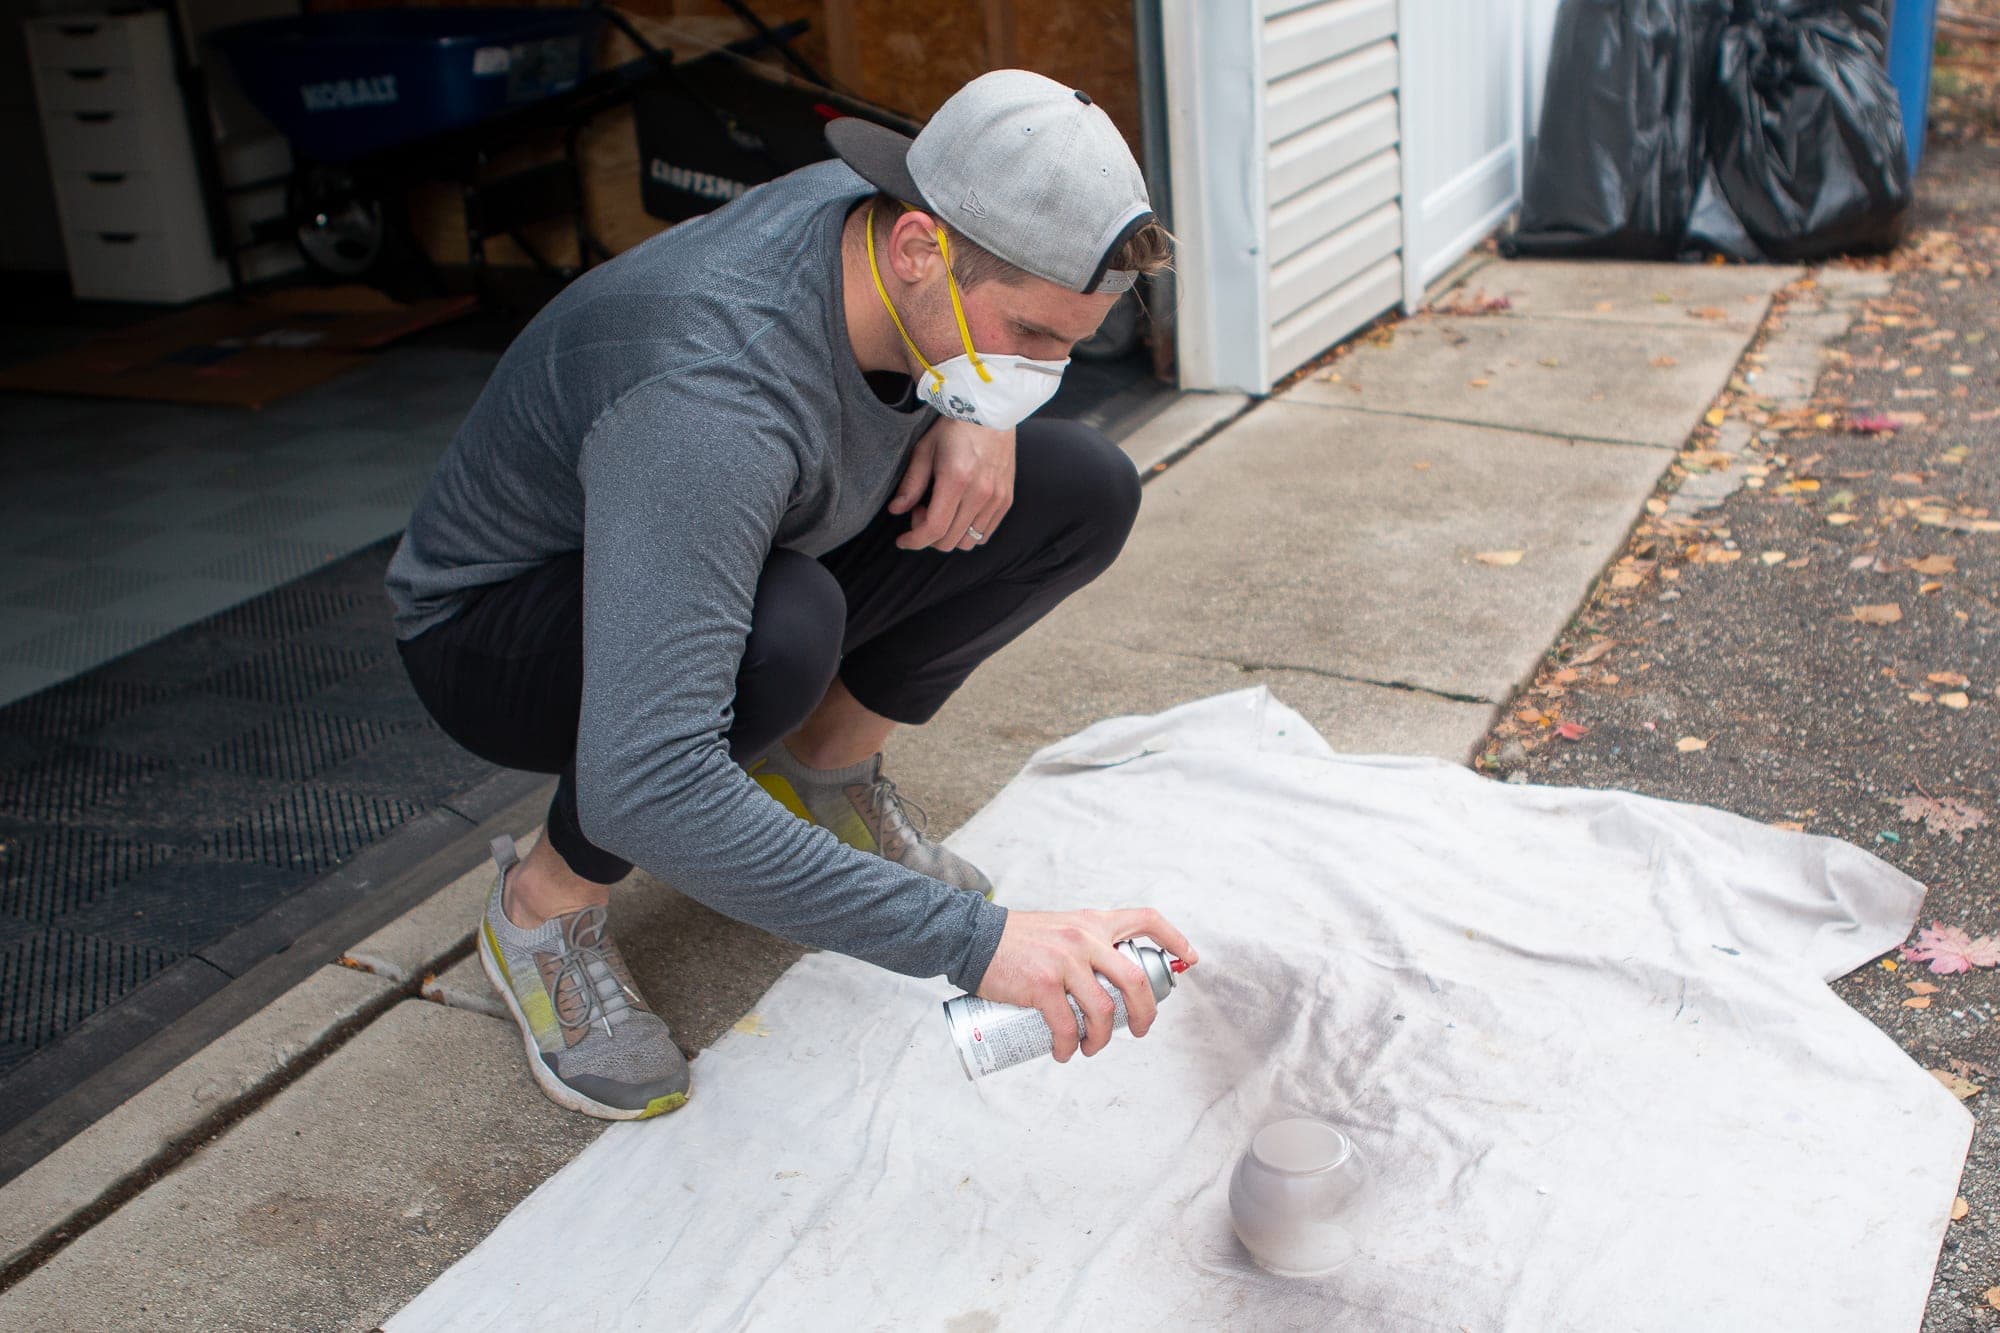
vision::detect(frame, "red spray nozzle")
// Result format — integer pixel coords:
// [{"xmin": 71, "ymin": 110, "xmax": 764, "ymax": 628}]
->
[{"xmin": 1170, "ymin": 958, "xmax": 1190, "ymax": 974}]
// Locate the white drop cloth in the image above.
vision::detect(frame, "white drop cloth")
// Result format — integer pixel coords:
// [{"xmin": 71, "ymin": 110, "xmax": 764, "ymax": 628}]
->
[{"xmin": 392, "ymin": 689, "xmax": 1969, "ymax": 1332}]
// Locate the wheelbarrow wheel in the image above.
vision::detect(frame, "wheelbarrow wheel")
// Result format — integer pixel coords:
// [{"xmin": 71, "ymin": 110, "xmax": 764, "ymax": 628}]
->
[{"xmin": 288, "ymin": 165, "xmax": 437, "ymax": 297}]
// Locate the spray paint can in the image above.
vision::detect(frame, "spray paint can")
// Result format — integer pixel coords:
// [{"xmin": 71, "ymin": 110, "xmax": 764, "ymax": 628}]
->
[{"xmin": 942, "ymin": 939, "xmax": 1184, "ymax": 1081}]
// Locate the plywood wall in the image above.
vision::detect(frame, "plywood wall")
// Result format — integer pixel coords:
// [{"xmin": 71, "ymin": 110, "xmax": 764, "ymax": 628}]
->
[{"xmin": 346, "ymin": 0, "xmax": 1144, "ymax": 270}]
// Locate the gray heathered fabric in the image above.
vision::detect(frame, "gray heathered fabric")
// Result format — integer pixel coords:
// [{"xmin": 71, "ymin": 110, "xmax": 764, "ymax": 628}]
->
[{"xmin": 386, "ymin": 161, "xmax": 1009, "ymax": 992}]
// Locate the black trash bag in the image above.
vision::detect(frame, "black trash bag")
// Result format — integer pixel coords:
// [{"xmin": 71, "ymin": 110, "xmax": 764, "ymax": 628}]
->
[
  {"xmin": 1686, "ymin": 0, "xmax": 1910, "ymax": 261},
  {"xmin": 1507, "ymin": 0, "xmax": 1728, "ymax": 259},
  {"xmin": 1507, "ymin": 0, "xmax": 1909, "ymax": 262}
]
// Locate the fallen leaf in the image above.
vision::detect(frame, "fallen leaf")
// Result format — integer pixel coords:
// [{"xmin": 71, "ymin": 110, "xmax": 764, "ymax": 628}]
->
[
  {"xmin": 1781, "ymin": 478, "xmax": 1821, "ymax": 492},
  {"xmin": 1953, "ymin": 1197, "xmax": 1970, "ymax": 1221},
  {"xmin": 1688, "ymin": 306, "xmax": 1728, "ymax": 320},
  {"xmin": 1986, "ymin": 1287, "xmax": 2000, "ymax": 1311},
  {"xmin": 1941, "ymin": 692, "xmax": 1971, "ymax": 710},
  {"xmin": 1909, "ymin": 692, "xmax": 1936, "ymax": 704},
  {"xmin": 1908, "ymin": 981, "xmax": 1941, "ymax": 995},
  {"xmin": 1920, "ymin": 581, "xmax": 1944, "ymax": 595},
  {"xmin": 1474, "ymin": 550, "xmax": 1524, "ymax": 566},
  {"xmin": 1848, "ymin": 603, "xmax": 1903, "ymax": 625},
  {"xmin": 1551, "ymin": 667, "xmax": 1580, "ymax": 685},
  {"xmin": 1898, "ymin": 796, "xmax": 1987, "ymax": 843},
  {"xmin": 1904, "ymin": 996, "xmax": 1933, "ymax": 1008},
  {"xmin": 1931, "ymin": 1068, "xmax": 1983, "ymax": 1100},
  {"xmin": 1610, "ymin": 571, "xmax": 1645, "ymax": 589},
  {"xmin": 1903, "ymin": 919, "xmax": 2000, "ymax": 971},
  {"xmin": 1594, "ymin": 300, "xmax": 1615, "ymax": 313},
  {"xmin": 1469, "ymin": 378, "xmax": 1492, "ymax": 389},
  {"xmin": 1555, "ymin": 721, "xmax": 1590, "ymax": 741},
  {"xmin": 1569, "ymin": 640, "xmax": 1616, "ymax": 667},
  {"xmin": 1703, "ymin": 408, "xmax": 1726, "ymax": 427},
  {"xmin": 1770, "ymin": 819, "xmax": 1806, "ymax": 832},
  {"xmin": 1539, "ymin": 357, "xmax": 1560, "ymax": 368},
  {"xmin": 1910, "ymin": 554, "xmax": 1957, "ymax": 576},
  {"xmin": 1950, "ymin": 1058, "xmax": 1997, "ymax": 1080},
  {"xmin": 1760, "ymin": 551, "xmax": 1786, "ymax": 565},
  {"xmin": 1651, "ymin": 355, "xmax": 1679, "ymax": 368},
  {"xmin": 1826, "ymin": 513, "xmax": 1858, "ymax": 526},
  {"xmin": 1676, "ymin": 736, "xmax": 1708, "ymax": 753},
  {"xmin": 1950, "ymin": 364, "xmax": 1972, "ymax": 377},
  {"xmin": 1850, "ymin": 555, "xmax": 1876, "ymax": 570},
  {"xmin": 1927, "ymin": 671, "xmax": 1970, "ymax": 687},
  {"xmin": 1848, "ymin": 413, "xmax": 1901, "ymax": 434},
  {"xmin": 732, "ymin": 1013, "xmax": 774, "ymax": 1037}
]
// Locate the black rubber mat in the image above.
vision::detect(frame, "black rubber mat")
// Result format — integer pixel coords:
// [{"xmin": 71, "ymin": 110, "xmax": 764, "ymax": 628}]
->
[{"xmin": 0, "ymin": 539, "xmax": 495, "ymax": 1086}]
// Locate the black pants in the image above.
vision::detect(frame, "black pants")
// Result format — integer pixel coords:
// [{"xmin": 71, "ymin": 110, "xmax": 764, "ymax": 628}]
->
[{"xmin": 397, "ymin": 419, "xmax": 1140, "ymax": 884}]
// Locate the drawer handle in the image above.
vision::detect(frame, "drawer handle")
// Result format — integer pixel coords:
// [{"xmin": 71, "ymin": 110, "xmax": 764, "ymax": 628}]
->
[
  {"xmin": 85, "ymin": 172, "xmax": 127, "ymax": 185},
  {"xmin": 65, "ymin": 67, "xmax": 110, "ymax": 81},
  {"xmin": 57, "ymin": 23, "xmax": 100, "ymax": 37},
  {"xmin": 98, "ymin": 232, "xmax": 139, "ymax": 244},
  {"xmin": 74, "ymin": 110, "xmax": 115, "ymax": 124}
]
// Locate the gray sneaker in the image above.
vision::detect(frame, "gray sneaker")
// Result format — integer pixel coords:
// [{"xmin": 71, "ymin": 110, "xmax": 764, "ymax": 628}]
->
[
  {"xmin": 476, "ymin": 836, "xmax": 690, "ymax": 1121},
  {"xmin": 747, "ymin": 746, "xmax": 995, "ymax": 900}
]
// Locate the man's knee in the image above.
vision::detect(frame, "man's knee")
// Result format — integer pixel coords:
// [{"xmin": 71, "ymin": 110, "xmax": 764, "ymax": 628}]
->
[
  {"xmin": 741, "ymin": 549, "xmax": 845, "ymax": 692},
  {"xmin": 1025, "ymin": 420, "xmax": 1142, "ymax": 573}
]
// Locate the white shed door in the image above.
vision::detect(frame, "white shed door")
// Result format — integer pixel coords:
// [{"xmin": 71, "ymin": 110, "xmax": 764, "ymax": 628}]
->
[{"xmin": 1395, "ymin": 0, "xmax": 1525, "ymax": 309}]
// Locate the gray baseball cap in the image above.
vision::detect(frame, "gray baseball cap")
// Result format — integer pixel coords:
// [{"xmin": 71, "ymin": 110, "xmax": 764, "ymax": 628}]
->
[{"xmin": 827, "ymin": 69, "xmax": 1154, "ymax": 295}]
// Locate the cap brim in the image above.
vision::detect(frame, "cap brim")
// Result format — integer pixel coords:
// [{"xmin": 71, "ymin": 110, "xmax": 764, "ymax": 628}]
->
[{"xmin": 825, "ymin": 118, "xmax": 933, "ymax": 211}]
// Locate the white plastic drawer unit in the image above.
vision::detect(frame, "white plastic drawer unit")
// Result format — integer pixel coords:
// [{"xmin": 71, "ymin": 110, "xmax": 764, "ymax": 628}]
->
[
  {"xmin": 39, "ymin": 105, "xmax": 150, "ymax": 173},
  {"xmin": 65, "ymin": 228, "xmax": 178, "ymax": 302},
  {"xmin": 25, "ymin": 10, "xmax": 229, "ymax": 303},
  {"xmin": 36, "ymin": 65, "xmax": 142, "ymax": 113},
  {"xmin": 55, "ymin": 169, "xmax": 158, "ymax": 232},
  {"xmin": 25, "ymin": 14, "xmax": 135, "ymax": 73}
]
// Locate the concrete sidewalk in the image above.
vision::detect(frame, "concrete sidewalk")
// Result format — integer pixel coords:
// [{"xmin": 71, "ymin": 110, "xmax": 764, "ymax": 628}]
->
[{"xmin": 0, "ymin": 256, "xmax": 1809, "ymax": 1330}]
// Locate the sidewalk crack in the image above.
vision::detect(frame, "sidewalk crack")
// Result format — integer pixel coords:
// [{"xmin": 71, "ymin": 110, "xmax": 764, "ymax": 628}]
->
[{"xmin": 1110, "ymin": 642, "xmax": 1496, "ymax": 706}]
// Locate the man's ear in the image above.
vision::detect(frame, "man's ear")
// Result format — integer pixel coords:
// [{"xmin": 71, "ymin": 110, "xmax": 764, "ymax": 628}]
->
[{"xmin": 886, "ymin": 210, "xmax": 943, "ymax": 285}]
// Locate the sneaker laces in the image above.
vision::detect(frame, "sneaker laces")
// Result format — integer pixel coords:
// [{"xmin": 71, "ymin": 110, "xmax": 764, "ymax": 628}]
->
[
  {"xmin": 859, "ymin": 774, "xmax": 929, "ymax": 856},
  {"xmin": 549, "ymin": 905, "xmax": 644, "ymax": 1042}
]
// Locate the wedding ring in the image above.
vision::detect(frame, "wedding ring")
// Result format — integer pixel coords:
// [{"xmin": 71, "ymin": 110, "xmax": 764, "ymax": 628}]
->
[{"xmin": 966, "ymin": 526, "xmax": 986, "ymax": 543}]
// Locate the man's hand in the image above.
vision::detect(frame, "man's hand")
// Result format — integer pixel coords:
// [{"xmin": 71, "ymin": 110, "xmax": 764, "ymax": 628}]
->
[
  {"xmin": 890, "ymin": 417, "xmax": 1016, "ymax": 552},
  {"xmin": 977, "ymin": 909, "xmax": 1199, "ymax": 1062}
]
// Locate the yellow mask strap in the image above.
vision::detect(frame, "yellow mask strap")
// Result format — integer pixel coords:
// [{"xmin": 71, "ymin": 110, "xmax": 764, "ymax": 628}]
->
[
  {"xmin": 931, "ymin": 226, "xmax": 993, "ymax": 385},
  {"xmin": 865, "ymin": 206, "xmax": 995, "ymax": 391},
  {"xmin": 865, "ymin": 206, "xmax": 943, "ymax": 395}
]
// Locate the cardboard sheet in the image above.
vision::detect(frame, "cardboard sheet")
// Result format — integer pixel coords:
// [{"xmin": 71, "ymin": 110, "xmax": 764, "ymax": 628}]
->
[{"xmin": 392, "ymin": 689, "xmax": 1968, "ymax": 1331}]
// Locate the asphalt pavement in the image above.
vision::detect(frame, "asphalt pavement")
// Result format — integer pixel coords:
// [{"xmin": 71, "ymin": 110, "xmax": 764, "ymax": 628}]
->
[{"xmin": 1484, "ymin": 139, "xmax": 2000, "ymax": 1331}]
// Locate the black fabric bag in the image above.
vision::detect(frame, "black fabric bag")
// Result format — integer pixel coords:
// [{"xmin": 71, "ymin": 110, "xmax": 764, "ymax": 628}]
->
[{"xmin": 1508, "ymin": 0, "xmax": 1908, "ymax": 262}]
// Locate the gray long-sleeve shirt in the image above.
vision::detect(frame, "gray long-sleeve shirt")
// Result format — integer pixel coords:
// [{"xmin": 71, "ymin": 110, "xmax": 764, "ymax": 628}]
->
[{"xmin": 385, "ymin": 161, "xmax": 1008, "ymax": 991}]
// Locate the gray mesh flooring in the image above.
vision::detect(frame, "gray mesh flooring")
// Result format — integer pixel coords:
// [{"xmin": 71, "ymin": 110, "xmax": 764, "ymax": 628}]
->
[{"xmin": 0, "ymin": 540, "xmax": 496, "ymax": 1084}]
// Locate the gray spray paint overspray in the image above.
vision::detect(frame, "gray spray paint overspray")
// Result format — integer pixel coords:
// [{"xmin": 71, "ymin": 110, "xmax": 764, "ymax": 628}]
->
[{"xmin": 942, "ymin": 939, "xmax": 1185, "ymax": 1080}]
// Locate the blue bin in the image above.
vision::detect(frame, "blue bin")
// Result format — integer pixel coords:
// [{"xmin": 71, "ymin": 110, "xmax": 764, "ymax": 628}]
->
[
  {"xmin": 213, "ymin": 7, "xmax": 600, "ymax": 164},
  {"xmin": 1885, "ymin": 0, "xmax": 1936, "ymax": 174}
]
